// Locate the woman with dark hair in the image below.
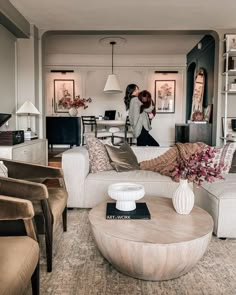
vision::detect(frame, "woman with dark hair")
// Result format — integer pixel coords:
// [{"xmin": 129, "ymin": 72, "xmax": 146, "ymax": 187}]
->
[
  {"xmin": 124, "ymin": 84, "xmax": 139, "ymax": 111},
  {"xmin": 124, "ymin": 84, "xmax": 159, "ymax": 146}
]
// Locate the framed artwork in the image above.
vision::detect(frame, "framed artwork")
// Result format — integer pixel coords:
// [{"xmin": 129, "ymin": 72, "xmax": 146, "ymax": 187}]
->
[
  {"xmin": 222, "ymin": 117, "xmax": 236, "ymax": 137},
  {"xmin": 155, "ymin": 80, "xmax": 175, "ymax": 113},
  {"xmin": 54, "ymin": 79, "xmax": 75, "ymax": 113}
]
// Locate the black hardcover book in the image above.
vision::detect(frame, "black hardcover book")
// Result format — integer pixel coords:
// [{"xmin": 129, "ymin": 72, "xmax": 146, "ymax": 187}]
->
[{"xmin": 106, "ymin": 203, "xmax": 151, "ymax": 220}]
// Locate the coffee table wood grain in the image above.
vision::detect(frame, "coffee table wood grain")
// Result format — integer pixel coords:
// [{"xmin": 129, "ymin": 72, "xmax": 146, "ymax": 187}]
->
[{"xmin": 89, "ymin": 196, "xmax": 213, "ymax": 281}]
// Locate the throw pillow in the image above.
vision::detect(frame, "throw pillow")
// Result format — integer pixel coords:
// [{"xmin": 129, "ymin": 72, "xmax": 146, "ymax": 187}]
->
[
  {"xmin": 213, "ymin": 143, "xmax": 236, "ymax": 173},
  {"xmin": 86, "ymin": 136, "xmax": 113, "ymax": 173},
  {"xmin": 105, "ymin": 142, "xmax": 140, "ymax": 172},
  {"xmin": 0, "ymin": 161, "xmax": 8, "ymax": 177}
]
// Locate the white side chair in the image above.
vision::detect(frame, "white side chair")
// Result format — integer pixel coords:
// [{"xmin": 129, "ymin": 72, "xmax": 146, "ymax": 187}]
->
[{"xmin": 81, "ymin": 116, "xmax": 113, "ymax": 145}]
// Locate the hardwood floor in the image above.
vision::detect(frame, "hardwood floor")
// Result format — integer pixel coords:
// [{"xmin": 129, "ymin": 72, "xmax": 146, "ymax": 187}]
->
[{"xmin": 48, "ymin": 148, "xmax": 66, "ymax": 168}]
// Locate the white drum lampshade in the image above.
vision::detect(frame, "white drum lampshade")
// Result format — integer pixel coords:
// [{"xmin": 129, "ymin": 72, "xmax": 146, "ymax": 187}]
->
[{"xmin": 104, "ymin": 74, "xmax": 122, "ymax": 93}]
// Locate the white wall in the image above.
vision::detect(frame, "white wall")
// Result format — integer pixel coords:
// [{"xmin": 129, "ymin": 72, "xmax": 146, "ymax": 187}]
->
[
  {"xmin": 0, "ymin": 24, "xmax": 16, "ymax": 131},
  {"xmin": 44, "ymin": 53, "xmax": 186, "ymax": 146},
  {"xmin": 16, "ymin": 25, "xmax": 40, "ymax": 134}
]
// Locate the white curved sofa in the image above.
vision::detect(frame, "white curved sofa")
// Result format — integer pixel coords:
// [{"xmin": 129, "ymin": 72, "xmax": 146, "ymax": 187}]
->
[
  {"xmin": 62, "ymin": 146, "xmax": 180, "ymax": 208},
  {"xmin": 62, "ymin": 145, "xmax": 236, "ymax": 238}
]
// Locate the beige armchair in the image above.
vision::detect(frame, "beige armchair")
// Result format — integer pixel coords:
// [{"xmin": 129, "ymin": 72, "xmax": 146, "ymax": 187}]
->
[
  {"xmin": 0, "ymin": 195, "xmax": 40, "ymax": 295},
  {"xmin": 0, "ymin": 158, "xmax": 68, "ymax": 272}
]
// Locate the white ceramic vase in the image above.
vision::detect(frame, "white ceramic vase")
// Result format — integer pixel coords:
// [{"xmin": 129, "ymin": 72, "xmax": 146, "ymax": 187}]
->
[
  {"xmin": 172, "ymin": 179, "xmax": 194, "ymax": 215},
  {"xmin": 68, "ymin": 107, "xmax": 78, "ymax": 117}
]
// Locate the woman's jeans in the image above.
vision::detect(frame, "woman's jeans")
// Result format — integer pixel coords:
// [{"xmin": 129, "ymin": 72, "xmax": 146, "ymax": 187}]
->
[{"xmin": 137, "ymin": 127, "xmax": 159, "ymax": 146}]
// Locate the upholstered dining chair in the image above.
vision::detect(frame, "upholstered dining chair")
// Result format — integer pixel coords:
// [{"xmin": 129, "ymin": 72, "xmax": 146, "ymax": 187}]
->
[
  {"xmin": 81, "ymin": 115, "xmax": 113, "ymax": 145},
  {"xmin": 0, "ymin": 195, "xmax": 40, "ymax": 295},
  {"xmin": 112, "ymin": 116, "xmax": 135, "ymax": 145},
  {"xmin": 0, "ymin": 158, "xmax": 68, "ymax": 272}
]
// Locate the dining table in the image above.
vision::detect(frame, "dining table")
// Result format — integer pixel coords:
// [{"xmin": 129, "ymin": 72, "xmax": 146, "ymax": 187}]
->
[{"xmin": 96, "ymin": 119, "xmax": 126, "ymax": 127}]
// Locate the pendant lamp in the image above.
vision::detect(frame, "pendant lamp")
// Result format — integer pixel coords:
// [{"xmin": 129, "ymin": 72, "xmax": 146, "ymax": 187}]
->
[{"xmin": 104, "ymin": 41, "xmax": 122, "ymax": 93}]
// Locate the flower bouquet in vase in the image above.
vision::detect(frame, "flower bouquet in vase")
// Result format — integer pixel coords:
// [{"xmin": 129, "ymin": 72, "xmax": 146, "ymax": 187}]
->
[
  {"xmin": 58, "ymin": 95, "xmax": 92, "ymax": 116},
  {"xmin": 172, "ymin": 146, "xmax": 224, "ymax": 214}
]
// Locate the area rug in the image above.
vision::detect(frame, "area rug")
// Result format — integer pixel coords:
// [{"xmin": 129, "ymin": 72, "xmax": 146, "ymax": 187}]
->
[{"xmin": 26, "ymin": 209, "xmax": 236, "ymax": 295}]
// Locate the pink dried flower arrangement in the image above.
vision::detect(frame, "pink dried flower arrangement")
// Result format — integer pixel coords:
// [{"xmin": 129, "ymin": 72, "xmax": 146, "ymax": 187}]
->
[
  {"xmin": 173, "ymin": 146, "xmax": 225, "ymax": 186},
  {"xmin": 58, "ymin": 95, "xmax": 92, "ymax": 109}
]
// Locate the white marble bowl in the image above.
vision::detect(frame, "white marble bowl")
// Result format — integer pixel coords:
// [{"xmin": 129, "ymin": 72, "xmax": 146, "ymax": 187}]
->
[{"xmin": 108, "ymin": 183, "xmax": 145, "ymax": 211}]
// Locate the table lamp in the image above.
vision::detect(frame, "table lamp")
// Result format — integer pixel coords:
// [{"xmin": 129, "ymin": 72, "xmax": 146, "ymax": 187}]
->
[{"xmin": 16, "ymin": 101, "xmax": 40, "ymax": 140}]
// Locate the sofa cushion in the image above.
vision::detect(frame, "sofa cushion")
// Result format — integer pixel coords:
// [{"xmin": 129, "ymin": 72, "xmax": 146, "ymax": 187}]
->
[
  {"xmin": 213, "ymin": 143, "xmax": 236, "ymax": 173},
  {"xmin": 83, "ymin": 169, "xmax": 181, "ymax": 208},
  {"xmin": 86, "ymin": 136, "xmax": 113, "ymax": 173},
  {"xmin": 105, "ymin": 143, "xmax": 139, "ymax": 172},
  {"xmin": 199, "ymin": 173, "xmax": 236, "ymax": 199}
]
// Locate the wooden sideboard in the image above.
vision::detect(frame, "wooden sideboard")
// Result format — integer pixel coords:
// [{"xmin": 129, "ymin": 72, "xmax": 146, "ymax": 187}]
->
[
  {"xmin": 46, "ymin": 117, "xmax": 81, "ymax": 149},
  {"xmin": 0, "ymin": 139, "xmax": 48, "ymax": 165},
  {"xmin": 175, "ymin": 122, "xmax": 212, "ymax": 146}
]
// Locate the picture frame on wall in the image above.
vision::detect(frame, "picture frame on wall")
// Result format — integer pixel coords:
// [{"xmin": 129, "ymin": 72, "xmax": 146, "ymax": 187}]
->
[
  {"xmin": 54, "ymin": 79, "xmax": 75, "ymax": 113},
  {"xmin": 222, "ymin": 117, "xmax": 236, "ymax": 137},
  {"xmin": 155, "ymin": 80, "xmax": 175, "ymax": 113}
]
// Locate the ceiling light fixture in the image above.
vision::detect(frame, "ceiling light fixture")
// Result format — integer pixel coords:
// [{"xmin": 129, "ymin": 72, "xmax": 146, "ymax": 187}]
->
[{"xmin": 104, "ymin": 41, "xmax": 122, "ymax": 94}]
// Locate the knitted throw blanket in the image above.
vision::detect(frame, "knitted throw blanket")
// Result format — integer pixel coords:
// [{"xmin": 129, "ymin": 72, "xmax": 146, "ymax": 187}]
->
[{"xmin": 139, "ymin": 142, "xmax": 206, "ymax": 181}]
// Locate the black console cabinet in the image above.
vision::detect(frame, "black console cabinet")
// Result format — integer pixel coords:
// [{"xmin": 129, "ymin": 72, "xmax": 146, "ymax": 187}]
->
[
  {"xmin": 46, "ymin": 117, "xmax": 81, "ymax": 149},
  {"xmin": 175, "ymin": 122, "xmax": 212, "ymax": 146}
]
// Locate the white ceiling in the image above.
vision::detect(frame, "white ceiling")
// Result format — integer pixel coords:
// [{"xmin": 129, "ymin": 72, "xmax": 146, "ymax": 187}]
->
[
  {"xmin": 9, "ymin": 0, "xmax": 236, "ymax": 31},
  {"xmin": 11, "ymin": 0, "xmax": 230, "ymax": 55},
  {"xmin": 44, "ymin": 34, "xmax": 203, "ymax": 55}
]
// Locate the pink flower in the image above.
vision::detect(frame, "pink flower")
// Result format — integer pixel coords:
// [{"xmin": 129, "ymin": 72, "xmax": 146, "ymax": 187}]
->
[
  {"xmin": 58, "ymin": 95, "xmax": 92, "ymax": 109},
  {"xmin": 173, "ymin": 146, "xmax": 225, "ymax": 186}
]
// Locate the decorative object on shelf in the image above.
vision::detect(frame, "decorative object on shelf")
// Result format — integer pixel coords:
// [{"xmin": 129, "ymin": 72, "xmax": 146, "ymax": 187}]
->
[
  {"xmin": 222, "ymin": 117, "xmax": 236, "ymax": 138},
  {"xmin": 225, "ymin": 34, "xmax": 236, "ymax": 51},
  {"xmin": 192, "ymin": 110, "xmax": 204, "ymax": 121},
  {"xmin": 54, "ymin": 79, "xmax": 75, "ymax": 113},
  {"xmin": 16, "ymin": 101, "xmax": 40, "ymax": 140},
  {"xmin": 108, "ymin": 183, "xmax": 145, "ymax": 211},
  {"xmin": 172, "ymin": 146, "xmax": 225, "ymax": 214},
  {"xmin": 232, "ymin": 119, "xmax": 236, "ymax": 131},
  {"xmin": 203, "ymin": 104, "xmax": 212, "ymax": 122},
  {"xmin": 229, "ymin": 80, "xmax": 236, "ymax": 91},
  {"xmin": 58, "ymin": 95, "xmax": 92, "ymax": 116},
  {"xmin": 155, "ymin": 80, "xmax": 175, "ymax": 113},
  {"xmin": 190, "ymin": 68, "xmax": 205, "ymax": 120},
  {"xmin": 172, "ymin": 178, "xmax": 194, "ymax": 215}
]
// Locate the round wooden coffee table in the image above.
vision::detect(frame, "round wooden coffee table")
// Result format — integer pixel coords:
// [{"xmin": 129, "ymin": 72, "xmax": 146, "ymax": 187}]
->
[{"xmin": 89, "ymin": 197, "xmax": 213, "ymax": 281}]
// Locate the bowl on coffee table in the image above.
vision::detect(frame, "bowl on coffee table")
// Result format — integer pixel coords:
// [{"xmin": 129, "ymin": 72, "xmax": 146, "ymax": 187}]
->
[{"xmin": 108, "ymin": 182, "xmax": 145, "ymax": 211}]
